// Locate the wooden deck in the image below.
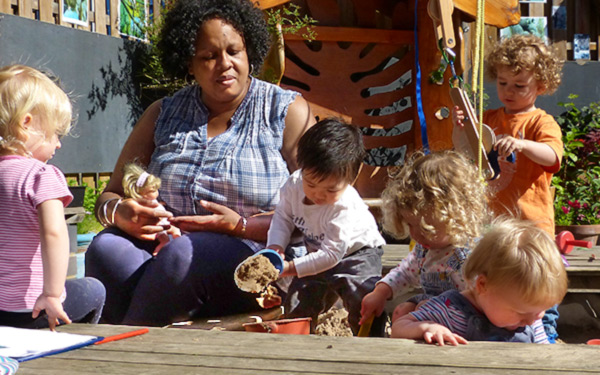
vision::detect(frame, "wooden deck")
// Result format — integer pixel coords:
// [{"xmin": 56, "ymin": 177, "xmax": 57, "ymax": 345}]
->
[{"xmin": 16, "ymin": 324, "xmax": 600, "ymax": 374}]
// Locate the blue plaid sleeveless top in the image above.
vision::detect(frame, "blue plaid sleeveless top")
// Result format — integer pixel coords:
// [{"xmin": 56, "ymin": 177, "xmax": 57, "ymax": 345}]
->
[{"xmin": 147, "ymin": 79, "xmax": 298, "ymax": 250}]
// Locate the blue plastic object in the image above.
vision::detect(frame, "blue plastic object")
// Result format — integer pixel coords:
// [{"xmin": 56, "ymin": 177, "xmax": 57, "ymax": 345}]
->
[{"xmin": 256, "ymin": 249, "xmax": 284, "ymax": 273}]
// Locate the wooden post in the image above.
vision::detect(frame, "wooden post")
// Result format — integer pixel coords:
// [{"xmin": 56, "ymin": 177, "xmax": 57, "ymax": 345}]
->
[
  {"xmin": 414, "ymin": 0, "xmax": 455, "ymax": 151},
  {"xmin": 93, "ymin": 0, "xmax": 106, "ymax": 34},
  {"xmin": 17, "ymin": 0, "xmax": 33, "ymax": 18},
  {"xmin": 39, "ymin": 0, "xmax": 53, "ymax": 22}
]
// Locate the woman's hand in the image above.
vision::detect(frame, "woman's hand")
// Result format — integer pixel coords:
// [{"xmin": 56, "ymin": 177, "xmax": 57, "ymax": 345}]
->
[
  {"xmin": 169, "ymin": 200, "xmax": 241, "ymax": 235},
  {"xmin": 114, "ymin": 198, "xmax": 174, "ymax": 241}
]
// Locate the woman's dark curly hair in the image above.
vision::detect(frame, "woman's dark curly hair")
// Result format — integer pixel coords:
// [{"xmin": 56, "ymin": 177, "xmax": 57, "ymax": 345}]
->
[{"xmin": 158, "ymin": 0, "xmax": 271, "ymax": 79}]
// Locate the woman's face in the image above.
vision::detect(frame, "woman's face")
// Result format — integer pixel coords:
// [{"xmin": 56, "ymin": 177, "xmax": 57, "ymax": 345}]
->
[{"xmin": 189, "ymin": 18, "xmax": 250, "ymax": 108}]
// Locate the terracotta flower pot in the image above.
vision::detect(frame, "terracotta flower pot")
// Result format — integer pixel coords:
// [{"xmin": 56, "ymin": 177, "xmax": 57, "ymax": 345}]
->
[{"xmin": 555, "ymin": 225, "xmax": 600, "ymax": 246}]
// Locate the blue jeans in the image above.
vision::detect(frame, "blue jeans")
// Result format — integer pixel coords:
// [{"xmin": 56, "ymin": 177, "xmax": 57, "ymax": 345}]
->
[
  {"xmin": 0, "ymin": 277, "xmax": 105, "ymax": 328},
  {"xmin": 284, "ymin": 246, "xmax": 384, "ymax": 334},
  {"xmin": 86, "ymin": 228, "xmax": 262, "ymax": 326}
]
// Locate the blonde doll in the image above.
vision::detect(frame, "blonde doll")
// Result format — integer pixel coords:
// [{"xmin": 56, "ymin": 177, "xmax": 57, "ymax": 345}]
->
[
  {"xmin": 0, "ymin": 64, "xmax": 105, "ymax": 330},
  {"xmin": 122, "ymin": 163, "xmax": 181, "ymax": 255},
  {"xmin": 360, "ymin": 150, "xmax": 490, "ymax": 328}
]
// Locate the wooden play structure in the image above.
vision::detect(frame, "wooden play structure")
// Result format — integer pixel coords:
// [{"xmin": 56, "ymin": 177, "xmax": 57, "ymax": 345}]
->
[{"xmin": 265, "ymin": 0, "xmax": 521, "ymax": 198}]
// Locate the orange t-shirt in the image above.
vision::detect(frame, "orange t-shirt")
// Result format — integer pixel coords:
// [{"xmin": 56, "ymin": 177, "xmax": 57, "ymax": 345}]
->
[{"xmin": 484, "ymin": 108, "xmax": 563, "ymax": 236}]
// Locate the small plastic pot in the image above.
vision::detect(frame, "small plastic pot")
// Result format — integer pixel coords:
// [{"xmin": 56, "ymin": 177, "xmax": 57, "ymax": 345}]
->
[{"xmin": 243, "ymin": 317, "xmax": 311, "ymax": 335}]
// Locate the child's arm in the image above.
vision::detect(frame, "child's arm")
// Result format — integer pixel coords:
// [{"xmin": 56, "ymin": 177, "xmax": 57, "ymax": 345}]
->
[
  {"xmin": 391, "ymin": 314, "xmax": 468, "ymax": 346},
  {"xmin": 359, "ymin": 283, "xmax": 393, "ymax": 325},
  {"xmin": 34, "ymin": 199, "xmax": 72, "ymax": 330},
  {"xmin": 494, "ymin": 136, "xmax": 558, "ymax": 167}
]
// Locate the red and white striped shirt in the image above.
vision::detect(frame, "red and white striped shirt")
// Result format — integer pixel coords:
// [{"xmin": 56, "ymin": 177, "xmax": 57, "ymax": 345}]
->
[{"xmin": 0, "ymin": 155, "xmax": 72, "ymax": 311}]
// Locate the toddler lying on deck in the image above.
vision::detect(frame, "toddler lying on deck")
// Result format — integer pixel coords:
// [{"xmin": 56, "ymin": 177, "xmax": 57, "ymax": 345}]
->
[{"xmin": 391, "ymin": 218, "xmax": 568, "ymax": 345}]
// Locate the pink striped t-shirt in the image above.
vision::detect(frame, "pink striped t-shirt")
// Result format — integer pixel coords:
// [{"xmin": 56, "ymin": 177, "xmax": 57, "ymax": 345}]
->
[{"xmin": 0, "ymin": 155, "xmax": 72, "ymax": 311}]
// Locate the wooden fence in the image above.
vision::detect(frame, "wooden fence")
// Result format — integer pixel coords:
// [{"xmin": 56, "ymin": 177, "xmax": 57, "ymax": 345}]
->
[{"xmin": 1, "ymin": 0, "xmax": 598, "ymax": 61}]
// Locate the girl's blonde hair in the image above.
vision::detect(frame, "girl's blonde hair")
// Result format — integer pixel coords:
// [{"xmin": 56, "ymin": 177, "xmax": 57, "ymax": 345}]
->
[
  {"xmin": 381, "ymin": 150, "xmax": 489, "ymax": 247},
  {"xmin": 122, "ymin": 163, "xmax": 162, "ymax": 200},
  {"xmin": 0, "ymin": 64, "xmax": 73, "ymax": 156},
  {"xmin": 486, "ymin": 34, "xmax": 563, "ymax": 95},
  {"xmin": 463, "ymin": 217, "xmax": 568, "ymax": 306}
]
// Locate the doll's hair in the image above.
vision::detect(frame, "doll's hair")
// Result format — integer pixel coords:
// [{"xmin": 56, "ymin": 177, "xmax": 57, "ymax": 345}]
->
[
  {"xmin": 0, "ymin": 64, "xmax": 73, "ymax": 156},
  {"xmin": 158, "ymin": 0, "xmax": 270, "ymax": 80},
  {"xmin": 486, "ymin": 34, "xmax": 563, "ymax": 94},
  {"xmin": 463, "ymin": 217, "xmax": 568, "ymax": 306},
  {"xmin": 122, "ymin": 163, "xmax": 162, "ymax": 200},
  {"xmin": 296, "ymin": 118, "xmax": 366, "ymax": 184},
  {"xmin": 381, "ymin": 150, "xmax": 490, "ymax": 247}
]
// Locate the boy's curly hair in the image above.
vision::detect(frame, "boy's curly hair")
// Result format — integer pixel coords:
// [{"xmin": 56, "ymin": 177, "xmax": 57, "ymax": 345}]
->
[
  {"xmin": 381, "ymin": 150, "xmax": 490, "ymax": 247},
  {"xmin": 486, "ymin": 34, "xmax": 563, "ymax": 94},
  {"xmin": 158, "ymin": 0, "xmax": 271, "ymax": 80}
]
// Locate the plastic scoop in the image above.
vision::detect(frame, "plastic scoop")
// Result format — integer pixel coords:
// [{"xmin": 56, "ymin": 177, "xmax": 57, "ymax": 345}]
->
[
  {"xmin": 234, "ymin": 249, "xmax": 284, "ymax": 293},
  {"xmin": 254, "ymin": 249, "xmax": 284, "ymax": 272}
]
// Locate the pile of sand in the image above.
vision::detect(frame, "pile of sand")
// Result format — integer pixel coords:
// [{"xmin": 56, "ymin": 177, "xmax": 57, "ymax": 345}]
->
[
  {"xmin": 234, "ymin": 254, "xmax": 279, "ymax": 294},
  {"xmin": 315, "ymin": 307, "xmax": 353, "ymax": 337}
]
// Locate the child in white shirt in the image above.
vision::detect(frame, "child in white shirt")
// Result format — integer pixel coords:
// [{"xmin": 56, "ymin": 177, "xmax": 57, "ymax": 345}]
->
[{"xmin": 267, "ymin": 118, "xmax": 385, "ymax": 334}]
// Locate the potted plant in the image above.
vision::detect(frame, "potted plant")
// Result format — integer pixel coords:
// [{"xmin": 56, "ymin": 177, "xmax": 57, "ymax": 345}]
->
[{"xmin": 552, "ymin": 94, "xmax": 600, "ymax": 243}]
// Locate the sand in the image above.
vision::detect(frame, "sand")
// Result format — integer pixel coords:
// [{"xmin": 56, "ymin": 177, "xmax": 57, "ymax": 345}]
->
[
  {"xmin": 234, "ymin": 254, "xmax": 279, "ymax": 294},
  {"xmin": 315, "ymin": 307, "xmax": 354, "ymax": 337}
]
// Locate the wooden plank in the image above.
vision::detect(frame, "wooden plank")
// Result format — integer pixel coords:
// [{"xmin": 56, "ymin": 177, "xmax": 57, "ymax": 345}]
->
[
  {"xmin": 93, "ymin": 0, "xmax": 106, "ymax": 34},
  {"xmin": 17, "ymin": 0, "xmax": 33, "ymax": 18},
  {"xmin": 0, "ymin": 0, "xmax": 12, "ymax": 13},
  {"xmin": 16, "ymin": 324, "xmax": 600, "ymax": 374},
  {"xmin": 109, "ymin": 0, "xmax": 118, "ymax": 36},
  {"xmin": 38, "ymin": 0, "xmax": 53, "ymax": 22},
  {"xmin": 453, "ymin": 0, "xmax": 520, "ymax": 28},
  {"xmin": 284, "ymin": 25, "xmax": 414, "ymax": 44}
]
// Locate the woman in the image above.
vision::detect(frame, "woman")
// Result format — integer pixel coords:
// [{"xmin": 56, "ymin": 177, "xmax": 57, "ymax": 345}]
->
[{"xmin": 85, "ymin": 0, "xmax": 315, "ymax": 325}]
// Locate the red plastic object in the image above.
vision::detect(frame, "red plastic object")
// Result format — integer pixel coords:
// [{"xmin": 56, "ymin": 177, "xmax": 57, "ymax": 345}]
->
[
  {"xmin": 243, "ymin": 317, "xmax": 311, "ymax": 335},
  {"xmin": 556, "ymin": 231, "xmax": 592, "ymax": 254},
  {"xmin": 587, "ymin": 339, "xmax": 600, "ymax": 345}
]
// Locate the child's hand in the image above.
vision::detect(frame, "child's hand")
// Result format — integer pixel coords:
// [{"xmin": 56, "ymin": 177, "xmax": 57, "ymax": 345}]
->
[
  {"xmin": 452, "ymin": 106, "xmax": 465, "ymax": 127},
  {"xmin": 32, "ymin": 294, "xmax": 71, "ymax": 331},
  {"xmin": 494, "ymin": 135, "xmax": 523, "ymax": 158},
  {"xmin": 421, "ymin": 323, "xmax": 468, "ymax": 346},
  {"xmin": 360, "ymin": 283, "xmax": 392, "ymax": 325},
  {"xmin": 267, "ymin": 244, "xmax": 285, "ymax": 257}
]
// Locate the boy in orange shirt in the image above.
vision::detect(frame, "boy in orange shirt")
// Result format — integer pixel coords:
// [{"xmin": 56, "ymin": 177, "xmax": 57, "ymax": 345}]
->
[
  {"xmin": 453, "ymin": 34, "xmax": 564, "ymax": 237},
  {"xmin": 452, "ymin": 34, "xmax": 564, "ymax": 343}
]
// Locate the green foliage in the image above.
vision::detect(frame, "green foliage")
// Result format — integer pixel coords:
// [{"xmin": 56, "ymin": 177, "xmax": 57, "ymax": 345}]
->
[
  {"xmin": 552, "ymin": 94, "xmax": 600, "ymax": 225},
  {"xmin": 264, "ymin": 3, "xmax": 317, "ymax": 41},
  {"xmin": 68, "ymin": 180, "xmax": 107, "ymax": 234},
  {"xmin": 139, "ymin": 1, "xmax": 187, "ymax": 100}
]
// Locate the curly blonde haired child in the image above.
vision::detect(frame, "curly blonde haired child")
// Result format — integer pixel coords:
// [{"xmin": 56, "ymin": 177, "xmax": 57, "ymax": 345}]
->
[
  {"xmin": 486, "ymin": 34, "xmax": 562, "ymax": 95},
  {"xmin": 0, "ymin": 65, "xmax": 105, "ymax": 330},
  {"xmin": 453, "ymin": 34, "xmax": 564, "ymax": 236},
  {"xmin": 392, "ymin": 218, "xmax": 567, "ymax": 345},
  {"xmin": 121, "ymin": 163, "xmax": 181, "ymax": 255},
  {"xmin": 360, "ymin": 150, "xmax": 489, "ymax": 327}
]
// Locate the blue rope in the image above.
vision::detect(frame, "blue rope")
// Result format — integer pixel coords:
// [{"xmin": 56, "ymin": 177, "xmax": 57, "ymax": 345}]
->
[{"xmin": 414, "ymin": 0, "xmax": 430, "ymax": 154}]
